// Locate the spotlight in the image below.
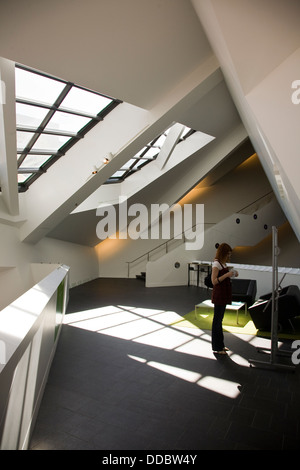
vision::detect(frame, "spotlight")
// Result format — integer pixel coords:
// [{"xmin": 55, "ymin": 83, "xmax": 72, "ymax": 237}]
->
[
  {"xmin": 91, "ymin": 152, "xmax": 113, "ymax": 176},
  {"xmin": 103, "ymin": 152, "xmax": 113, "ymax": 164}
]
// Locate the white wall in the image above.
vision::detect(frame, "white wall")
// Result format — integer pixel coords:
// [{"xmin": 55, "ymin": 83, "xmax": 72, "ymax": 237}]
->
[
  {"xmin": 246, "ymin": 47, "xmax": 300, "ymax": 235},
  {"xmin": 96, "ymin": 123, "xmax": 249, "ymax": 277},
  {"xmin": 0, "ymin": 222, "xmax": 98, "ymax": 310},
  {"xmin": 145, "ymin": 213, "xmax": 290, "ymax": 290},
  {"xmin": 36, "ymin": 237, "xmax": 99, "ymax": 288},
  {"xmin": 97, "ymin": 150, "xmax": 293, "ymax": 284}
]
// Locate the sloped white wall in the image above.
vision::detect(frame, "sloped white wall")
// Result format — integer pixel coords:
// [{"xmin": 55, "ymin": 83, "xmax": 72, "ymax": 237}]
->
[
  {"xmin": 97, "ymin": 151, "xmax": 296, "ymax": 284},
  {"xmin": 191, "ymin": 0, "xmax": 300, "ymax": 241},
  {"xmin": 96, "ymin": 123, "xmax": 250, "ymax": 277},
  {"xmin": 146, "ymin": 198, "xmax": 286, "ymax": 288}
]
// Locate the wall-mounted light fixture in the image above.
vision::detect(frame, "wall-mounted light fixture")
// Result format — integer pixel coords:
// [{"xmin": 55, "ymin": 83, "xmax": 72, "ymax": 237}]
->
[
  {"xmin": 103, "ymin": 152, "xmax": 113, "ymax": 164},
  {"xmin": 91, "ymin": 153, "xmax": 114, "ymax": 175}
]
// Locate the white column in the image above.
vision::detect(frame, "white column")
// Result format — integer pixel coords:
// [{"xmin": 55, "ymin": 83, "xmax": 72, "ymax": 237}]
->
[{"xmin": 0, "ymin": 58, "xmax": 19, "ymax": 216}]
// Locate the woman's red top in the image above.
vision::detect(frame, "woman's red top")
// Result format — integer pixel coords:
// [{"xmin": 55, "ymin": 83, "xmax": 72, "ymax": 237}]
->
[{"xmin": 211, "ymin": 260, "xmax": 232, "ymax": 306}]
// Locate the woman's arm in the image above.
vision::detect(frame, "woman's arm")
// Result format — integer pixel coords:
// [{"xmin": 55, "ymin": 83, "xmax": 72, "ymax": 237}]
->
[{"xmin": 211, "ymin": 266, "xmax": 234, "ymax": 286}]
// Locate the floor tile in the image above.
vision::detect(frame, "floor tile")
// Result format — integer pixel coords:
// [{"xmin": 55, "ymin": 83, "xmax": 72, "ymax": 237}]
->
[{"xmin": 29, "ymin": 278, "xmax": 300, "ymax": 450}]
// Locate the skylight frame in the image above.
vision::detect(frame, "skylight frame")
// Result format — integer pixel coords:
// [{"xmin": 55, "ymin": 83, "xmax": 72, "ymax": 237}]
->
[
  {"xmin": 105, "ymin": 127, "xmax": 196, "ymax": 184},
  {"xmin": 15, "ymin": 64, "xmax": 121, "ymax": 192},
  {"xmin": 106, "ymin": 132, "xmax": 169, "ymax": 184}
]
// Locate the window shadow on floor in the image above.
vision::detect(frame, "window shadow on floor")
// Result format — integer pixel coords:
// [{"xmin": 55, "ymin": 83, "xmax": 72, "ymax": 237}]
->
[{"xmin": 30, "ymin": 279, "xmax": 300, "ymax": 450}]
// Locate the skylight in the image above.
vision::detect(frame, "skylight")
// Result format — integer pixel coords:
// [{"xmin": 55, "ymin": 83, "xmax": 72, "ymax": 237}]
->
[
  {"xmin": 15, "ymin": 65, "xmax": 121, "ymax": 191},
  {"xmin": 15, "ymin": 66, "xmax": 197, "ymax": 191},
  {"xmin": 106, "ymin": 126, "xmax": 195, "ymax": 184}
]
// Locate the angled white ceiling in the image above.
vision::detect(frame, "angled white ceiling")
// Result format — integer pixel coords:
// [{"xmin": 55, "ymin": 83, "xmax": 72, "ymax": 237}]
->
[
  {"xmin": 0, "ymin": 0, "xmax": 212, "ymax": 109},
  {"xmin": 2, "ymin": 0, "xmax": 296, "ymax": 248}
]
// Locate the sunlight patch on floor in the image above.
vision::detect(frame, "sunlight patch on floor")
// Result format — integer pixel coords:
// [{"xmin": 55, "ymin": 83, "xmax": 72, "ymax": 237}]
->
[
  {"xmin": 148, "ymin": 360, "xmax": 202, "ymax": 383},
  {"xmin": 197, "ymin": 376, "xmax": 241, "ymax": 399},
  {"xmin": 64, "ymin": 308, "xmax": 137, "ymax": 332},
  {"xmin": 100, "ymin": 317, "xmax": 164, "ymax": 340},
  {"xmin": 64, "ymin": 304, "xmax": 258, "ymax": 398},
  {"xmin": 176, "ymin": 336, "xmax": 215, "ymax": 359},
  {"xmin": 127, "ymin": 354, "xmax": 241, "ymax": 398},
  {"xmin": 133, "ymin": 327, "xmax": 192, "ymax": 350},
  {"xmin": 128, "ymin": 354, "xmax": 202, "ymax": 383}
]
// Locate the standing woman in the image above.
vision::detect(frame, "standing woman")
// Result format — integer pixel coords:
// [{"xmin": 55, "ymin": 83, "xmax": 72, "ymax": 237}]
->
[{"xmin": 211, "ymin": 243, "xmax": 238, "ymax": 355}]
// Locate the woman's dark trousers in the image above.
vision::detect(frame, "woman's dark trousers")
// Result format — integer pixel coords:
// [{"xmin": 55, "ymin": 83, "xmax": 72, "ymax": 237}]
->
[{"xmin": 212, "ymin": 304, "xmax": 226, "ymax": 351}]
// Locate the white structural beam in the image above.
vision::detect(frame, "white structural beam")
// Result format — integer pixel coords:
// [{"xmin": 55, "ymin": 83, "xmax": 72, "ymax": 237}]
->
[
  {"xmin": 155, "ymin": 123, "xmax": 185, "ymax": 170},
  {"xmin": 0, "ymin": 58, "xmax": 19, "ymax": 216},
  {"xmin": 191, "ymin": 0, "xmax": 300, "ymax": 241}
]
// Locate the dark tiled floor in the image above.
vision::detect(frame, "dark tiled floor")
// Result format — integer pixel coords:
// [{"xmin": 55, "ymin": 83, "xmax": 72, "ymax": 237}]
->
[{"xmin": 29, "ymin": 278, "xmax": 300, "ymax": 450}]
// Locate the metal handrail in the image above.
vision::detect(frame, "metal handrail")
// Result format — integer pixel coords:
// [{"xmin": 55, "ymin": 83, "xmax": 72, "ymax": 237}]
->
[
  {"xmin": 126, "ymin": 191, "xmax": 275, "ymax": 278},
  {"xmin": 126, "ymin": 221, "xmax": 213, "ymax": 277}
]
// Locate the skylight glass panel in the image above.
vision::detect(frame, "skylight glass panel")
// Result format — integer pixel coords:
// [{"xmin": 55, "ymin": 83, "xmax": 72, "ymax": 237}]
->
[
  {"xmin": 15, "ymin": 67, "xmax": 65, "ymax": 105},
  {"xmin": 135, "ymin": 158, "xmax": 148, "ymax": 168},
  {"xmin": 19, "ymin": 154, "xmax": 51, "ymax": 169},
  {"xmin": 14, "ymin": 64, "xmax": 120, "ymax": 191},
  {"xmin": 61, "ymin": 86, "xmax": 112, "ymax": 116},
  {"xmin": 143, "ymin": 147, "xmax": 160, "ymax": 158},
  {"xmin": 153, "ymin": 134, "xmax": 167, "ymax": 147},
  {"xmin": 181, "ymin": 126, "xmax": 192, "ymax": 139},
  {"xmin": 18, "ymin": 173, "xmax": 33, "ymax": 183},
  {"xmin": 45, "ymin": 110, "xmax": 90, "ymax": 134},
  {"xmin": 133, "ymin": 147, "xmax": 147, "ymax": 158},
  {"xmin": 17, "ymin": 131, "xmax": 35, "ymax": 149},
  {"xmin": 16, "ymin": 103, "xmax": 49, "ymax": 128},
  {"xmin": 31, "ymin": 134, "xmax": 71, "ymax": 152},
  {"xmin": 111, "ymin": 170, "xmax": 127, "ymax": 178},
  {"xmin": 121, "ymin": 159, "xmax": 137, "ymax": 170}
]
